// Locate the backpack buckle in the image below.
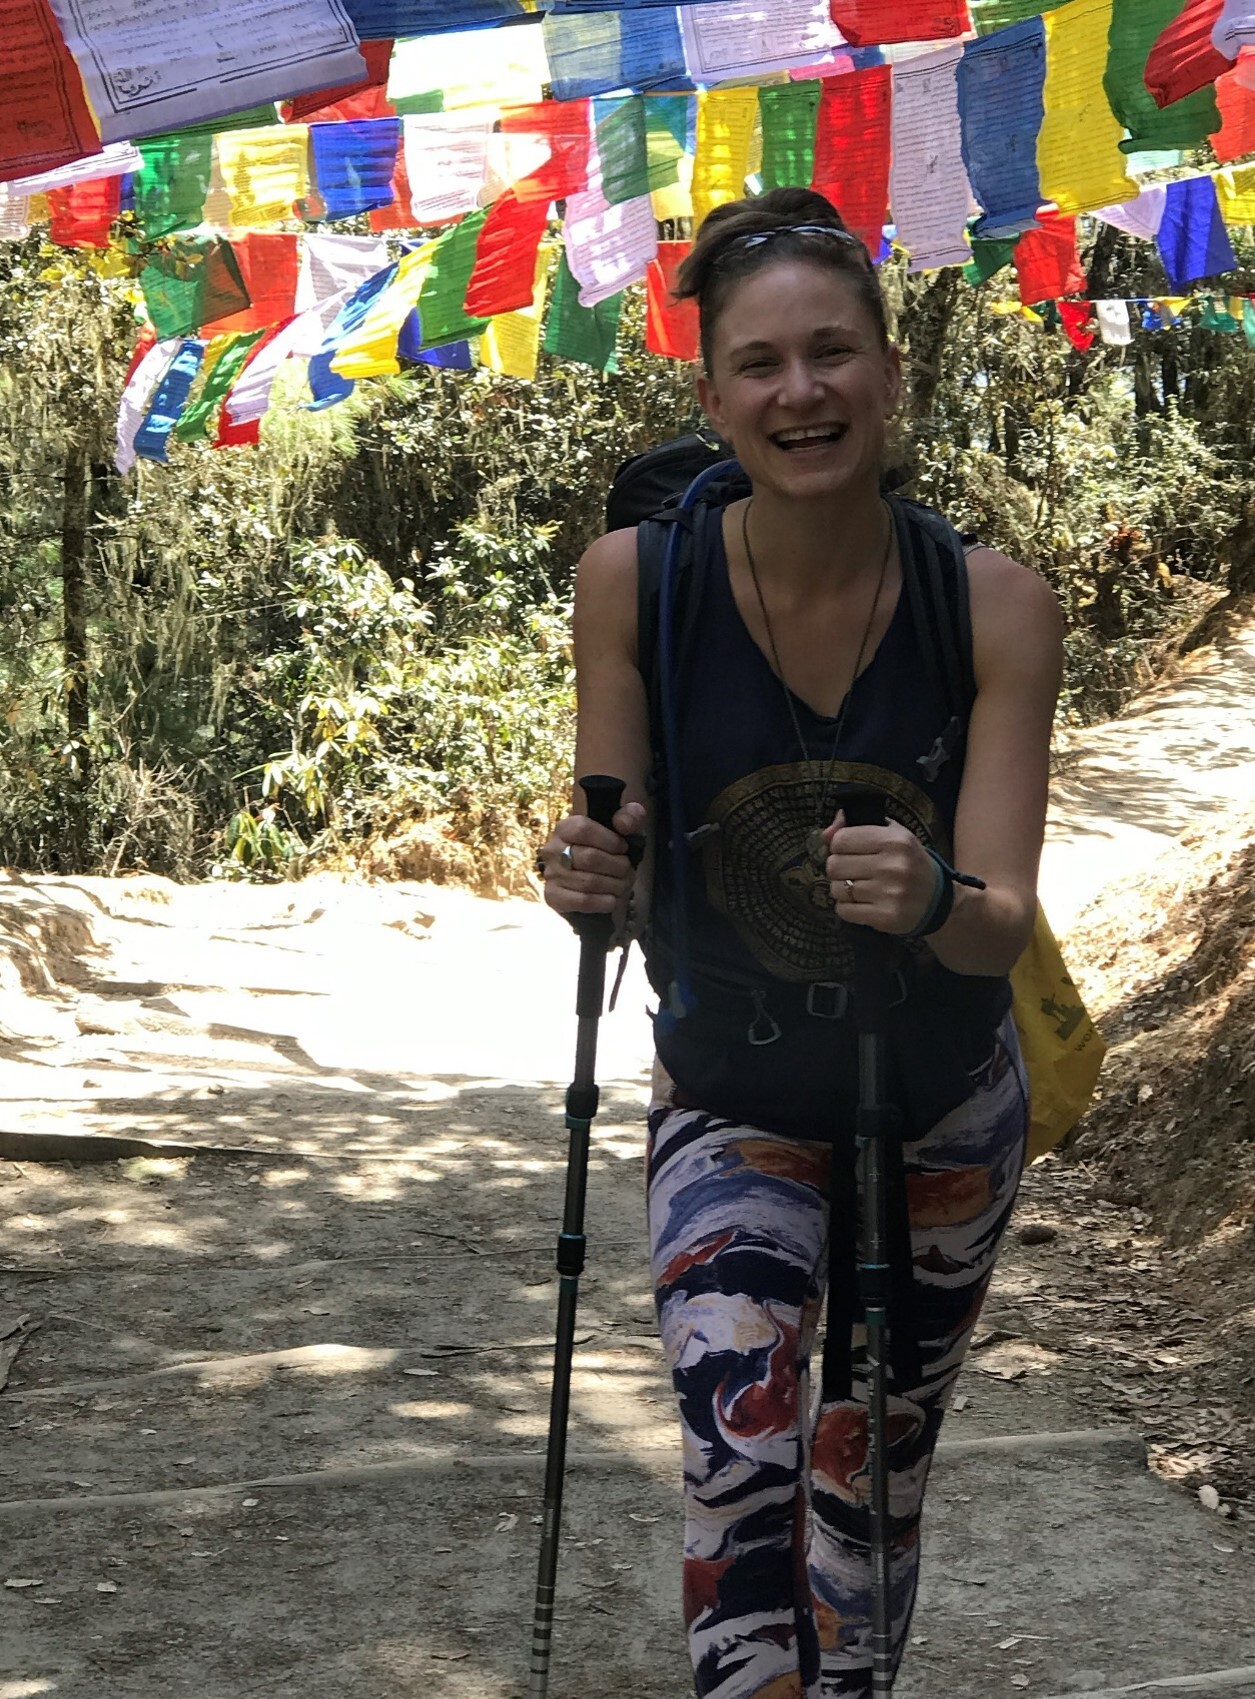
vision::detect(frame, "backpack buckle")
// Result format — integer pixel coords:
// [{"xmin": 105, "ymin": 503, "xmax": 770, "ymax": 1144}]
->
[
  {"xmin": 917, "ymin": 716, "xmax": 962, "ymax": 783},
  {"xmin": 805, "ymin": 981, "xmax": 849, "ymax": 1021},
  {"xmin": 747, "ymin": 990, "xmax": 783, "ymax": 1046},
  {"xmin": 889, "ymin": 968, "xmax": 909, "ymax": 1008}
]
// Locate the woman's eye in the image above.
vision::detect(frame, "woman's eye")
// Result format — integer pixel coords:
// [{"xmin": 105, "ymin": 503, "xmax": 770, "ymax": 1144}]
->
[{"xmin": 741, "ymin": 357, "xmax": 775, "ymax": 373}]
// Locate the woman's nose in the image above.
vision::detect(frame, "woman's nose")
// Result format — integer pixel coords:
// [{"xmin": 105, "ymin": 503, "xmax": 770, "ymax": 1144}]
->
[{"xmin": 776, "ymin": 356, "xmax": 826, "ymax": 407}]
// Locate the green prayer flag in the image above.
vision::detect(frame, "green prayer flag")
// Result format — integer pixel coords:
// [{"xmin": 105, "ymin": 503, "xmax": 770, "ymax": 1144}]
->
[
  {"xmin": 543, "ymin": 254, "xmax": 621, "ymax": 372},
  {"xmin": 1243, "ymin": 299, "xmax": 1255, "ymax": 350},
  {"xmin": 417, "ymin": 210, "xmax": 490, "ymax": 349},
  {"xmin": 150, "ymin": 104, "xmax": 279, "ymax": 140},
  {"xmin": 1200, "ymin": 295, "xmax": 1241, "ymax": 334},
  {"xmin": 176, "ymin": 331, "xmax": 266, "ymax": 443},
  {"xmin": 758, "ymin": 84, "xmax": 822, "ymax": 192},
  {"xmin": 140, "ymin": 238, "xmax": 251, "ymax": 340},
  {"xmin": 963, "ymin": 237, "xmax": 1016, "ymax": 287},
  {"xmin": 1105, "ymin": 0, "xmax": 1218, "ymax": 155},
  {"xmin": 596, "ymin": 96, "xmax": 651, "ymax": 206},
  {"xmin": 392, "ymin": 88, "xmax": 444, "ymax": 117},
  {"xmin": 132, "ymin": 134, "xmax": 213, "ymax": 239},
  {"xmin": 644, "ymin": 95, "xmax": 689, "ymax": 193},
  {"xmin": 970, "ymin": 0, "xmax": 1068, "ymax": 32}
]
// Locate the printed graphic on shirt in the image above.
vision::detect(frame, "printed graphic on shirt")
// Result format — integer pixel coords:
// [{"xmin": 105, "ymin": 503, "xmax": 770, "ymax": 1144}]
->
[{"xmin": 699, "ymin": 758, "xmax": 945, "ymax": 982}]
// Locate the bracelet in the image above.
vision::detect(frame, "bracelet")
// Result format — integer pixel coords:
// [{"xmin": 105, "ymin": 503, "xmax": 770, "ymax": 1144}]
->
[{"xmin": 898, "ymin": 849, "xmax": 987, "ymax": 941}]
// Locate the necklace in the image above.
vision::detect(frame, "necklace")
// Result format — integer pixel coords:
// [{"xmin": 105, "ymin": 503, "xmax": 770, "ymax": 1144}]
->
[{"xmin": 741, "ymin": 497, "xmax": 893, "ymax": 873}]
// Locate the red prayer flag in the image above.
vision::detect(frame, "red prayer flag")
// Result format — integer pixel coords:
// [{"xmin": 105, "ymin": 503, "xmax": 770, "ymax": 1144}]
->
[
  {"xmin": 1015, "ymin": 214, "xmax": 1086, "ymax": 305},
  {"xmin": 369, "ymin": 140, "xmax": 415, "ymax": 232},
  {"xmin": 828, "ymin": 0, "xmax": 971, "ymax": 46},
  {"xmin": 463, "ymin": 189, "xmax": 548, "ymax": 318},
  {"xmin": 1144, "ymin": 0, "xmax": 1229, "ymax": 109},
  {"xmin": 123, "ymin": 323, "xmax": 159, "ymax": 387},
  {"xmin": 202, "ymin": 234, "xmax": 300, "ymax": 336},
  {"xmin": 213, "ymin": 318, "xmax": 293, "ymax": 449},
  {"xmin": 1211, "ymin": 57, "xmax": 1255, "ymax": 160},
  {"xmin": 498, "ymin": 100, "xmax": 591, "ymax": 204},
  {"xmin": 282, "ymin": 40, "xmax": 395, "ymax": 123},
  {"xmin": 0, "ymin": 0, "xmax": 100, "ymax": 185},
  {"xmin": 645, "ymin": 242, "xmax": 700, "ymax": 363},
  {"xmin": 1059, "ymin": 300, "xmax": 1097, "ymax": 352},
  {"xmin": 810, "ymin": 67, "xmax": 892, "ymax": 253},
  {"xmin": 47, "ymin": 175, "xmax": 120, "ymax": 248}
]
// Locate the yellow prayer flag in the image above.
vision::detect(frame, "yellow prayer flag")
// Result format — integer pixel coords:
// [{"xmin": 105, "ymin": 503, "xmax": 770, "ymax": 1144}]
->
[
  {"xmin": 330, "ymin": 242, "xmax": 437, "ymax": 381},
  {"xmin": 652, "ymin": 150, "xmax": 694, "ymax": 221},
  {"xmin": 691, "ymin": 88, "xmax": 758, "ymax": 231},
  {"xmin": 1038, "ymin": 0, "xmax": 1133, "ymax": 215},
  {"xmin": 215, "ymin": 126, "xmax": 310, "ymax": 228},
  {"xmin": 479, "ymin": 249, "xmax": 551, "ymax": 381},
  {"xmin": 1215, "ymin": 164, "xmax": 1255, "ymax": 226}
]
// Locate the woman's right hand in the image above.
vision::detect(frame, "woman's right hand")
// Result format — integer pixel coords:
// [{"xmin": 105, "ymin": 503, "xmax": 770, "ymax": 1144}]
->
[{"xmin": 540, "ymin": 801, "xmax": 646, "ymax": 918}]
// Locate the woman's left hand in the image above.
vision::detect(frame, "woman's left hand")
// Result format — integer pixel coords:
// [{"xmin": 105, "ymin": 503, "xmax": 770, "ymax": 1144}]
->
[{"xmin": 822, "ymin": 811, "xmax": 937, "ymax": 936}]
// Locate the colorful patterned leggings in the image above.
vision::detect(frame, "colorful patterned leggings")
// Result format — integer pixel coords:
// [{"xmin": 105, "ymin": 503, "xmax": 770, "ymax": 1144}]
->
[{"xmin": 645, "ymin": 1020, "xmax": 1028, "ymax": 1699}]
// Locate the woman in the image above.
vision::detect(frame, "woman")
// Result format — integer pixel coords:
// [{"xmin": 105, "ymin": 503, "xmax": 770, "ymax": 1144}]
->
[{"xmin": 539, "ymin": 187, "xmax": 1062, "ymax": 1699}]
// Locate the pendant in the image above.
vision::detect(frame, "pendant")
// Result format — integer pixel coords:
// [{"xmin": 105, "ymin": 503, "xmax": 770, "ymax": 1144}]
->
[{"xmin": 806, "ymin": 828, "xmax": 829, "ymax": 874}]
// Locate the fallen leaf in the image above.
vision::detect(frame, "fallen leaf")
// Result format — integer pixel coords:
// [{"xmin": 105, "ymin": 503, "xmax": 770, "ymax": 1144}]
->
[
  {"xmin": 402, "ymin": 1368, "xmax": 439, "ymax": 1378},
  {"xmin": 628, "ymin": 1513, "xmax": 659, "ymax": 1524},
  {"xmin": 0, "ymin": 1313, "xmax": 42, "ymax": 1394},
  {"xmin": 304, "ymin": 1307, "xmax": 331, "ymax": 1316},
  {"xmin": 1214, "ymin": 1543, "xmax": 1235, "ymax": 1554},
  {"xmin": 4, "ymin": 1579, "xmax": 43, "ymax": 1590},
  {"xmin": 1011, "ymin": 1677, "xmax": 1030, "ymax": 1689},
  {"xmin": 430, "ymin": 1652, "xmax": 470, "ymax": 1662},
  {"xmin": 496, "ymin": 1512, "xmax": 519, "ymax": 1533},
  {"xmin": 95, "ymin": 1582, "xmax": 118, "ymax": 1594},
  {"xmin": 1200, "ymin": 1484, "xmax": 1222, "ymax": 1511},
  {"xmin": 952, "ymin": 1394, "xmax": 970, "ymax": 1411},
  {"xmin": 997, "ymin": 1636, "xmax": 1022, "ymax": 1650},
  {"xmin": 241, "ymin": 1499, "xmax": 259, "ymax": 1509}
]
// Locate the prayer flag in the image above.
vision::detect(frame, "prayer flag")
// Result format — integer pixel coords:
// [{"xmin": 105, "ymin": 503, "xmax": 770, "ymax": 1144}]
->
[
  {"xmin": 296, "ymin": 234, "xmax": 390, "ymax": 309},
  {"xmin": 342, "ymin": 0, "xmax": 526, "ymax": 31},
  {"xmin": 957, "ymin": 19, "xmax": 1046, "ymax": 240},
  {"xmin": 1215, "ymin": 161, "xmax": 1255, "ymax": 221},
  {"xmin": 645, "ymin": 95, "xmax": 690, "ymax": 193},
  {"xmin": 543, "ymin": 253, "xmax": 621, "ymax": 371},
  {"xmin": 140, "ymin": 239, "xmax": 252, "ymax": 340},
  {"xmin": 1215, "ymin": 2, "xmax": 1255, "ymax": 57},
  {"xmin": 329, "ymin": 240, "xmax": 436, "ymax": 377},
  {"xmin": 284, "ymin": 39, "xmax": 395, "ymax": 122},
  {"xmin": 564, "ymin": 186, "xmax": 657, "ymax": 306},
  {"xmin": 309, "ymin": 262, "xmax": 398, "ymax": 407},
  {"xmin": 1211, "ymin": 60, "xmax": 1255, "ymax": 160},
  {"xmin": 692, "ymin": 88, "xmax": 759, "ymax": 230},
  {"xmin": 1096, "ymin": 185, "xmax": 1167, "ymax": 239},
  {"xmin": 216, "ymin": 126, "xmax": 310, "ymax": 227},
  {"xmin": 4, "ymin": 141, "xmax": 140, "ymax": 198},
  {"xmin": 963, "ymin": 236, "xmax": 1017, "ymax": 284},
  {"xmin": 498, "ymin": 100, "xmax": 592, "ymax": 204},
  {"xmin": 1145, "ymin": 0, "xmax": 1228, "ymax": 107},
  {"xmin": 43, "ymin": 0, "xmax": 364, "ymax": 144},
  {"xmin": 759, "ymin": 83, "xmax": 822, "ymax": 191},
  {"xmin": 480, "ymin": 249, "xmax": 550, "ymax": 381},
  {"xmin": 202, "ymin": 234, "xmax": 300, "ymax": 336},
  {"xmin": 177, "ymin": 333, "xmax": 266, "ymax": 443},
  {"xmin": 680, "ymin": 0, "xmax": 840, "ymax": 83},
  {"xmin": 47, "ymin": 176, "xmax": 119, "ymax": 248},
  {"xmin": 404, "ymin": 111, "xmax": 494, "ymax": 225},
  {"xmin": 132, "ymin": 134, "xmax": 213, "ymax": 238},
  {"xmin": 416, "ymin": 210, "xmax": 491, "ymax": 347},
  {"xmin": 134, "ymin": 338, "xmax": 207, "ymax": 464},
  {"xmin": 1095, "ymin": 300, "xmax": 1133, "ymax": 344},
  {"xmin": 117, "ymin": 336, "xmax": 183, "ymax": 473},
  {"xmin": 1014, "ymin": 211, "xmax": 1085, "ymax": 302},
  {"xmin": 889, "ymin": 42, "xmax": 973, "ymax": 270},
  {"xmin": 594, "ymin": 97, "xmax": 652, "ymax": 206},
  {"xmin": 810, "ymin": 66, "xmax": 892, "ymax": 252},
  {"xmin": 0, "ymin": 188, "xmax": 30, "ymax": 241},
  {"xmin": 969, "ymin": 0, "xmax": 1069, "ymax": 29},
  {"xmin": 368, "ymin": 138, "xmax": 415, "ymax": 231},
  {"xmin": 1156, "ymin": 176, "xmax": 1237, "ymax": 287},
  {"xmin": 226, "ymin": 301, "xmax": 334, "ymax": 426},
  {"xmin": 1038, "ymin": 0, "xmax": 1133, "ymax": 213},
  {"xmin": 1243, "ymin": 297, "xmax": 1255, "ymax": 346},
  {"xmin": 1059, "ymin": 299, "xmax": 1096, "ymax": 349},
  {"xmin": 389, "ymin": 25, "xmax": 547, "ymax": 112},
  {"xmin": 464, "ymin": 190, "xmax": 549, "ymax": 318},
  {"xmin": 543, "ymin": 9, "xmax": 689, "ymax": 102},
  {"xmin": 0, "ymin": 0, "xmax": 100, "ymax": 185},
  {"xmin": 310, "ymin": 120, "xmax": 402, "ymax": 218},
  {"xmin": 829, "ymin": 0, "xmax": 971, "ymax": 44},
  {"xmin": 1105, "ymin": 0, "xmax": 1219, "ymax": 153},
  {"xmin": 645, "ymin": 241, "xmax": 699, "ymax": 361}
]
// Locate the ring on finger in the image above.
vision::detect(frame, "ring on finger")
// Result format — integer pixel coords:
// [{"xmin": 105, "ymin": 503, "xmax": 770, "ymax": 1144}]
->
[
  {"xmin": 843, "ymin": 878, "xmax": 856, "ymax": 900},
  {"xmin": 559, "ymin": 844, "xmax": 576, "ymax": 873}
]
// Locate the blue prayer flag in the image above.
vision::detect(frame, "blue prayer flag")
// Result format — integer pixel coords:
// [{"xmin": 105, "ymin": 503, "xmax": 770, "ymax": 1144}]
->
[
  {"xmin": 342, "ymin": 0, "xmax": 526, "ymax": 30},
  {"xmin": 310, "ymin": 120, "xmax": 401, "ymax": 220},
  {"xmin": 957, "ymin": 18, "xmax": 1046, "ymax": 241},
  {"xmin": 307, "ymin": 260, "xmax": 399, "ymax": 410},
  {"xmin": 1156, "ymin": 177, "xmax": 1237, "ymax": 291},
  {"xmin": 134, "ymin": 339, "xmax": 205, "ymax": 464},
  {"xmin": 543, "ymin": 8, "xmax": 688, "ymax": 100},
  {"xmin": 397, "ymin": 308, "xmax": 473, "ymax": 366}
]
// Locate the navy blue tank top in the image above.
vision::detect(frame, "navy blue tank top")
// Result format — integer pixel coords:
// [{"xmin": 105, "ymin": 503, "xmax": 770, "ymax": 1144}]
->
[{"xmin": 645, "ymin": 503, "xmax": 1012, "ymax": 1141}]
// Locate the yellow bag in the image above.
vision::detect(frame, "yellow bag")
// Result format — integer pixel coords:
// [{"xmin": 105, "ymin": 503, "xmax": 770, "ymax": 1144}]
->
[{"xmin": 1010, "ymin": 903, "xmax": 1106, "ymax": 1163}]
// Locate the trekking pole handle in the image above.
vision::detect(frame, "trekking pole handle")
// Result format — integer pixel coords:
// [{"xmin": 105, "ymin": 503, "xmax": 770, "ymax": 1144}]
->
[
  {"xmin": 578, "ymin": 773, "xmax": 625, "ymax": 831},
  {"xmin": 840, "ymin": 786, "xmax": 887, "ymax": 830}
]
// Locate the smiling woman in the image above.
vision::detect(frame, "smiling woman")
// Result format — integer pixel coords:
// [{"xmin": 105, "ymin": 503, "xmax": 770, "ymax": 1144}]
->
[{"xmin": 539, "ymin": 187, "xmax": 1063, "ymax": 1699}]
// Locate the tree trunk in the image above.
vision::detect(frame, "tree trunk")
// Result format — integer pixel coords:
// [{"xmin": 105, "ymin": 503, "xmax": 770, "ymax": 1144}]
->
[{"xmin": 61, "ymin": 435, "xmax": 91, "ymax": 863}]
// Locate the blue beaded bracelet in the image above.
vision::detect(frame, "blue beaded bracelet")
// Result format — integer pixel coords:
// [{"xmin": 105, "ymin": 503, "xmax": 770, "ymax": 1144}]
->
[{"xmin": 898, "ymin": 849, "xmax": 986, "ymax": 941}]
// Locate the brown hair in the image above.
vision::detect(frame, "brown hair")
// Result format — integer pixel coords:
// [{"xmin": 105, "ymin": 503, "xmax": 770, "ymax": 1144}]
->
[{"xmin": 674, "ymin": 187, "xmax": 889, "ymax": 372}]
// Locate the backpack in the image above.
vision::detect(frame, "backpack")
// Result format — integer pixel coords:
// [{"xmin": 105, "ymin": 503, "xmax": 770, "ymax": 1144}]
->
[{"xmin": 608, "ymin": 442, "xmax": 1105, "ymax": 1161}]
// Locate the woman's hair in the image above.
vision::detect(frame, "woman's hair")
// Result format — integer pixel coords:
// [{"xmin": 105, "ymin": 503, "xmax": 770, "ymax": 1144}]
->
[{"xmin": 674, "ymin": 187, "xmax": 889, "ymax": 372}]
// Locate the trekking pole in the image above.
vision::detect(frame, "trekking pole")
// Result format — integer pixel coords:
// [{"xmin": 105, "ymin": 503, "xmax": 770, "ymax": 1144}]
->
[
  {"xmin": 843, "ymin": 788, "xmax": 897, "ymax": 1697},
  {"xmin": 528, "ymin": 773, "xmax": 632, "ymax": 1699}
]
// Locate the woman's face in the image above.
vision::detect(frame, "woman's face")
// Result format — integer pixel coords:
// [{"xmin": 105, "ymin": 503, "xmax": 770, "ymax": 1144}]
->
[{"xmin": 696, "ymin": 258, "xmax": 901, "ymax": 504}]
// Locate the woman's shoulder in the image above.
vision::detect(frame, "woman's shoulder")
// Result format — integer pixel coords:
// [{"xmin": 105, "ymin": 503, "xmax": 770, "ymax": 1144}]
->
[
  {"xmin": 573, "ymin": 525, "xmax": 641, "ymax": 663},
  {"xmin": 965, "ymin": 544, "xmax": 1061, "ymax": 625}
]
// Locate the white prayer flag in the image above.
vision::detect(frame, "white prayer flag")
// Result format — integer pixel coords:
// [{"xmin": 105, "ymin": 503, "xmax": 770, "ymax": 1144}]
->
[
  {"xmin": 1214, "ymin": 2, "xmax": 1255, "ymax": 58},
  {"xmin": 45, "ymin": 0, "xmax": 364, "ymax": 144},
  {"xmin": 5, "ymin": 143, "xmax": 143, "ymax": 198},
  {"xmin": 0, "ymin": 189, "xmax": 31, "ymax": 242},
  {"xmin": 1096, "ymin": 300, "xmax": 1133, "ymax": 346},
  {"xmin": 405, "ymin": 111, "xmax": 495, "ymax": 224},
  {"xmin": 1095, "ymin": 186, "xmax": 1166, "ymax": 241},
  {"xmin": 679, "ymin": 0, "xmax": 840, "ymax": 83},
  {"xmin": 295, "ymin": 235, "xmax": 390, "ymax": 313},
  {"xmin": 564, "ymin": 186, "xmax": 657, "ymax": 308},
  {"xmin": 116, "ymin": 338, "xmax": 182, "ymax": 474},
  {"xmin": 889, "ymin": 42, "xmax": 974, "ymax": 272}
]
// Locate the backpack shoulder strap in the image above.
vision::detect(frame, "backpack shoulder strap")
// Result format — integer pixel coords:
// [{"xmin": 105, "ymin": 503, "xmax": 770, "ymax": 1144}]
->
[{"xmin": 890, "ymin": 497, "xmax": 976, "ymax": 784}]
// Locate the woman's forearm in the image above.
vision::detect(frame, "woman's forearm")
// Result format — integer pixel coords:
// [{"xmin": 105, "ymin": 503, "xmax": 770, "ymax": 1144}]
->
[{"xmin": 922, "ymin": 881, "xmax": 1035, "ymax": 977}]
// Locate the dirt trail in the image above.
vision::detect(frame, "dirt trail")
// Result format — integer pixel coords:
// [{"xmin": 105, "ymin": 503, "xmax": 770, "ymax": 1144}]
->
[{"xmin": 4, "ymin": 623, "xmax": 1255, "ymax": 1697}]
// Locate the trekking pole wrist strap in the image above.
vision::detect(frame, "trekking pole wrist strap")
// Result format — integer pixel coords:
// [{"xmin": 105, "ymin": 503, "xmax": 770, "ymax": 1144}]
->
[{"xmin": 897, "ymin": 848, "xmax": 987, "ymax": 941}]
